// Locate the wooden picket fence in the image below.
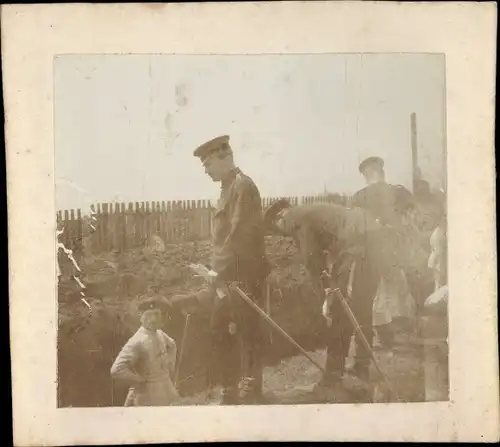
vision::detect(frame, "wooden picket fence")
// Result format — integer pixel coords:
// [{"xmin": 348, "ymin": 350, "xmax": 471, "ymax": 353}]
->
[{"xmin": 56, "ymin": 194, "xmax": 349, "ymax": 255}]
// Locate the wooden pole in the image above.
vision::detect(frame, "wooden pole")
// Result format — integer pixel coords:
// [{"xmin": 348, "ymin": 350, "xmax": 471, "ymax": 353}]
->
[
  {"xmin": 410, "ymin": 112, "xmax": 419, "ymax": 192},
  {"xmin": 174, "ymin": 313, "xmax": 191, "ymax": 387},
  {"xmin": 229, "ymin": 283, "xmax": 327, "ymax": 375},
  {"xmin": 265, "ymin": 282, "xmax": 273, "ymax": 345},
  {"xmin": 321, "ymin": 270, "xmax": 398, "ymax": 400},
  {"xmin": 332, "ymin": 288, "xmax": 397, "ymax": 399}
]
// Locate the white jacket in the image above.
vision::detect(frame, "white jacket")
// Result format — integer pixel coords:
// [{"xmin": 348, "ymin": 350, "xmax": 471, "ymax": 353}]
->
[{"xmin": 111, "ymin": 326, "xmax": 179, "ymax": 406}]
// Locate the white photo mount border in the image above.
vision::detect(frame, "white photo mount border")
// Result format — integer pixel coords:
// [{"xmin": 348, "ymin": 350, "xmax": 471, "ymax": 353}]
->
[{"xmin": 3, "ymin": 2, "xmax": 498, "ymax": 445}]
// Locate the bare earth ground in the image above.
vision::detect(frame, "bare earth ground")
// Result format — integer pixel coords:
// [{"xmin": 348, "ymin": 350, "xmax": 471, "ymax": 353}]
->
[
  {"xmin": 57, "ymin": 237, "xmax": 424, "ymax": 407},
  {"xmin": 261, "ymin": 343, "xmax": 424, "ymax": 404}
]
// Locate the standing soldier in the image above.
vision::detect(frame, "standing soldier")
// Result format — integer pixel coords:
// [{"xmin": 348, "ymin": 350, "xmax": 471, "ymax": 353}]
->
[
  {"xmin": 346, "ymin": 156, "xmax": 415, "ymax": 383},
  {"xmin": 192, "ymin": 135, "xmax": 271, "ymax": 405},
  {"xmin": 352, "ymin": 156, "xmax": 413, "ymax": 228}
]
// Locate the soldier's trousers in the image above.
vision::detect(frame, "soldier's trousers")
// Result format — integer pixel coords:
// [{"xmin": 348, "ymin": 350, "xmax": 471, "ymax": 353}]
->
[
  {"xmin": 207, "ymin": 280, "xmax": 267, "ymax": 393},
  {"xmin": 324, "ymin": 255, "xmax": 382, "ymax": 380},
  {"xmin": 404, "ymin": 268, "xmax": 435, "ymax": 319}
]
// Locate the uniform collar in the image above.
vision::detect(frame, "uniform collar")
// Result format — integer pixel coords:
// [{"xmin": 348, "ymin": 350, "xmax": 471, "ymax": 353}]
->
[
  {"xmin": 366, "ymin": 179, "xmax": 387, "ymax": 186},
  {"xmin": 221, "ymin": 167, "xmax": 241, "ymax": 189},
  {"xmin": 140, "ymin": 325, "xmax": 158, "ymax": 335}
]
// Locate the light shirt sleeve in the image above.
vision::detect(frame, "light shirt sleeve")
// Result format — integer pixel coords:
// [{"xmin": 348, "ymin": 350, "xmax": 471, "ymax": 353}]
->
[
  {"xmin": 110, "ymin": 336, "xmax": 143, "ymax": 384},
  {"xmin": 160, "ymin": 331, "xmax": 178, "ymax": 377}
]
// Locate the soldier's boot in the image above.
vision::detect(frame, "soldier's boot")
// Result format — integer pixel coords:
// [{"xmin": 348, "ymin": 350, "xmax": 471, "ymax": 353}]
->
[
  {"xmin": 346, "ymin": 362, "xmax": 370, "ymax": 383},
  {"xmin": 239, "ymin": 377, "xmax": 255, "ymax": 404},
  {"xmin": 310, "ymin": 371, "xmax": 350, "ymax": 403},
  {"xmin": 220, "ymin": 386, "xmax": 241, "ymax": 405},
  {"xmin": 374, "ymin": 324, "xmax": 395, "ymax": 350},
  {"xmin": 315, "ymin": 370, "xmax": 343, "ymax": 390},
  {"xmin": 344, "ymin": 362, "xmax": 374, "ymax": 403},
  {"xmin": 239, "ymin": 376, "xmax": 270, "ymax": 405}
]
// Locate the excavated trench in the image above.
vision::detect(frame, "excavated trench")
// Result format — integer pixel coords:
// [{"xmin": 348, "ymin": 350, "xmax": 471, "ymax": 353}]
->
[
  {"xmin": 57, "ymin": 235, "xmax": 431, "ymax": 407},
  {"xmin": 57, "ymin": 237, "xmax": 332, "ymax": 407}
]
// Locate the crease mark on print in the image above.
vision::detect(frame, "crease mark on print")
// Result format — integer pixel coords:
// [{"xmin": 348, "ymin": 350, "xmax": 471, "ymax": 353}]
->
[{"xmin": 175, "ymin": 83, "xmax": 189, "ymax": 108}]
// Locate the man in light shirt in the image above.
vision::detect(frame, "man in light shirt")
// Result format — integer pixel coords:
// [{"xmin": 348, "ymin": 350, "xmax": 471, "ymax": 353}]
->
[{"xmin": 110, "ymin": 296, "xmax": 180, "ymax": 406}]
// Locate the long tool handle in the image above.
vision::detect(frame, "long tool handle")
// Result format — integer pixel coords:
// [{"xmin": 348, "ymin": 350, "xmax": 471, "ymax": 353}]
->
[
  {"xmin": 174, "ymin": 313, "xmax": 191, "ymax": 387},
  {"xmin": 265, "ymin": 282, "xmax": 273, "ymax": 345},
  {"xmin": 229, "ymin": 283, "xmax": 326, "ymax": 375}
]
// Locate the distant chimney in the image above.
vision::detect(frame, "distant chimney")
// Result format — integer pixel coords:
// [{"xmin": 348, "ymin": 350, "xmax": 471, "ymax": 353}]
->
[{"xmin": 411, "ymin": 112, "xmax": 419, "ymax": 192}]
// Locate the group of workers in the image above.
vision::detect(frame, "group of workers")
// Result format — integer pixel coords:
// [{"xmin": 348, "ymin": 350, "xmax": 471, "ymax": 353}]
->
[{"xmin": 110, "ymin": 134, "xmax": 447, "ymax": 406}]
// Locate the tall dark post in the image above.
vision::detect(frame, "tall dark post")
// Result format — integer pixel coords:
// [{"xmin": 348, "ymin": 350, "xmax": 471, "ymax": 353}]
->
[
  {"xmin": 410, "ymin": 112, "xmax": 419, "ymax": 192},
  {"xmin": 411, "ymin": 111, "xmax": 427, "ymax": 399}
]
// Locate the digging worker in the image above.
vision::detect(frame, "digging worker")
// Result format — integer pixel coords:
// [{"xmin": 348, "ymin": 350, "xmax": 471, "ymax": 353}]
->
[
  {"xmin": 172, "ymin": 135, "xmax": 270, "ymax": 405},
  {"xmin": 263, "ymin": 197, "xmax": 384, "ymax": 396},
  {"xmin": 110, "ymin": 296, "xmax": 180, "ymax": 406},
  {"xmin": 262, "ymin": 162, "xmax": 416, "ymax": 395}
]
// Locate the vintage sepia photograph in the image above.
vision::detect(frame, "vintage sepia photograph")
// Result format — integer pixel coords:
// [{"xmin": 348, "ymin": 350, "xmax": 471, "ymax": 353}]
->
[
  {"xmin": 55, "ymin": 53, "xmax": 449, "ymax": 408},
  {"xmin": 4, "ymin": 2, "xmax": 498, "ymax": 444}
]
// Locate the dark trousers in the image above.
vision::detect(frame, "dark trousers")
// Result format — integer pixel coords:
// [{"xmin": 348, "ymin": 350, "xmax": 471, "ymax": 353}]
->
[
  {"xmin": 405, "ymin": 268, "xmax": 435, "ymax": 319},
  {"xmin": 208, "ymin": 280, "xmax": 266, "ymax": 393},
  {"xmin": 324, "ymin": 252, "xmax": 382, "ymax": 380}
]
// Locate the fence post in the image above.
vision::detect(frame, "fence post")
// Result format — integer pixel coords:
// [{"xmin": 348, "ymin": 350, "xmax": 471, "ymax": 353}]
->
[
  {"xmin": 129, "ymin": 202, "xmax": 134, "ymax": 248},
  {"xmin": 155, "ymin": 202, "xmax": 161, "ymax": 238},
  {"xmin": 76, "ymin": 208, "xmax": 84, "ymax": 261},
  {"xmin": 160, "ymin": 201, "xmax": 166, "ymax": 241},
  {"xmin": 149, "ymin": 201, "xmax": 156, "ymax": 243},
  {"xmin": 119, "ymin": 203, "xmax": 126, "ymax": 251},
  {"xmin": 110, "ymin": 203, "xmax": 116, "ymax": 252},
  {"xmin": 166, "ymin": 201, "xmax": 172, "ymax": 242},
  {"xmin": 69, "ymin": 210, "xmax": 77, "ymax": 253}
]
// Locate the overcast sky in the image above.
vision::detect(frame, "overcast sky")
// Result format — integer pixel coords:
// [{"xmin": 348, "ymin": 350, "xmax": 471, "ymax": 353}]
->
[{"xmin": 55, "ymin": 54, "xmax": 446, "ymax": 212}]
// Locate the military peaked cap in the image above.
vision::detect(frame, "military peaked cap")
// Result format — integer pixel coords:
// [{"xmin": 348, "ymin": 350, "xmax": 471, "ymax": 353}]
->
[
  {"xmin": 358, "ymin": 156, "xmax": 384, "ymax": 174},
  {"xmin": 193, "ymin": 135, "xmax": 232, "ymax": 162},
  {"xmin": 137, "ymin": 296, "xmax": 170, "ymax": 313}
]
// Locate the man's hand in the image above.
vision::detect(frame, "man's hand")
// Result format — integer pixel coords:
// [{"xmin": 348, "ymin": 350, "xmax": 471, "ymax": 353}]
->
[
  {"xmin": 322, "ymin": 289, "xmax": 334, "ymax": 327},
  {"xmin": 189, "ymin": 264, "xmax": 230, "ymax": 300},
  {"xmin": 322, "ymin": 300, "xmax": 333, "ymax": 327},
  {"xmin": 133, "ymin": 375, "xmax": 147, "ymax": 391},
  {"xmin": 190, "ymin": 263, "xmax": 218, "ymax": 284}
]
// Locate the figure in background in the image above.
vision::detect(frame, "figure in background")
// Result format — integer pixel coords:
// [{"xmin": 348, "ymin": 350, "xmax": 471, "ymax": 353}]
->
[
  {"xmin": 428, "ymin": 196, "xmax": 448, "ymax": 290},
  {"xmin": 402, "ymin": 189, "xmax": 443, "ymax": 320},
  {"xmin": 372, "ymin": 266, "xmax": 416, "ymax": 349},
  {"xmin": 110, "ymin": 297, "xmax": 179, "ymax": 406},
  {"xmin": 348, "ymin": 156, "xmax": 415, "ymax": 379}
]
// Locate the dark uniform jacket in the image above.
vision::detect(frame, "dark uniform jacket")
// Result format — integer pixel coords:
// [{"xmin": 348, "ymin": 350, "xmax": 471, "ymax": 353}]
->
[
  {"xmin": 351, "ymin": 181, "xmax": 432, "ymax": 286},
  {"xmin": 211, "ymin": 168, "xmax": 270, "ymax": 283},
  {"xmin": 351, "ymin": 181, "xmax": 414, "ymax": 228}
]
